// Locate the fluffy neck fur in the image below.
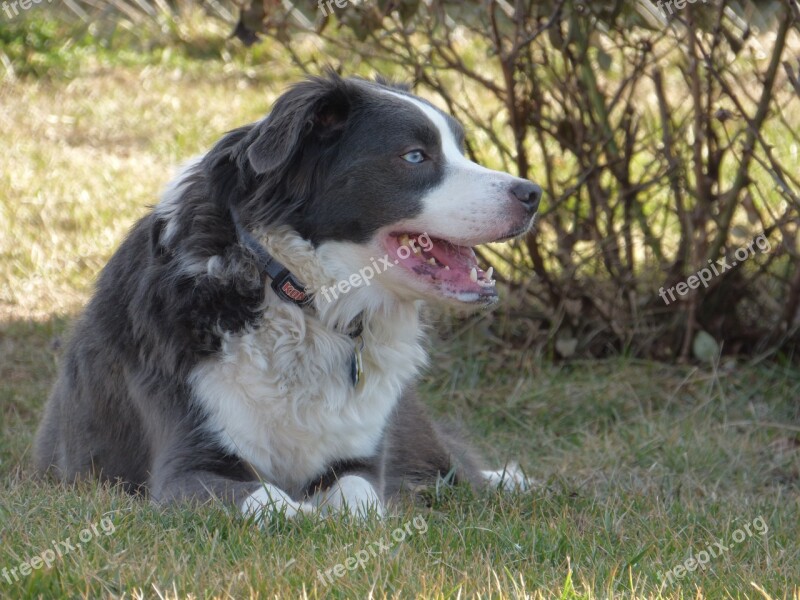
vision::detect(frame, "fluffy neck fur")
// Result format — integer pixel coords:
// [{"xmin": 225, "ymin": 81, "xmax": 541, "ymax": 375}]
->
[
  {"xmin": 258, "ymin": 226, "xmax": 426, "ymax": 339},
  {"xmin": 190, "ymin": 227, "xmax": 429, "ymax": 490}
]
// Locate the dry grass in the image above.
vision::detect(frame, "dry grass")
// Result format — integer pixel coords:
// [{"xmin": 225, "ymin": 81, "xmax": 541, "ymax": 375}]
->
[{"xmin": 0, "ymin": 61, "xmax": 303, "ymax": 319}]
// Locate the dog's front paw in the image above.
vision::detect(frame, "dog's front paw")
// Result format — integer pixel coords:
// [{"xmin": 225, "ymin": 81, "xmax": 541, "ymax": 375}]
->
[
  {"xmin": 312, "ymin": 475, "xmax": 385, "ymax": 519},
  {"xmin": 482, "ymin": 462, "xmax": 531, "ymax": 492},
  {"xmin": 241, "ymin": 483, "xmax": 316, "ymax": 522}
]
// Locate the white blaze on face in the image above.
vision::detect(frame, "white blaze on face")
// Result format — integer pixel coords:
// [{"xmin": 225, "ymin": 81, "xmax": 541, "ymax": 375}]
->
[{"xmin": 383, "ymin": 91, "xmax": 524, "ymax": 246}]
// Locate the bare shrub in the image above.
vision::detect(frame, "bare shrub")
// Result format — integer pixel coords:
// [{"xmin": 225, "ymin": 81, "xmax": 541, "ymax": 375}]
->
[{"xmin": 237, "ymin": 0, "xmax": 800, "ymax": 360}]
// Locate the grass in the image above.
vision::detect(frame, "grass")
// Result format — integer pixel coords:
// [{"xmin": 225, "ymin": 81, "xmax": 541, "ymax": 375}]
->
[{"xmin": 1, "ymin": 13, "xmax": 800, "ymax": 600}]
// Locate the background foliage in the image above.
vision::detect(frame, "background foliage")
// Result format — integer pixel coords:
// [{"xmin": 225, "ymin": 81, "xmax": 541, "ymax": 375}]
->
[
  {"xmin": 4, "ymin": 0, "xmax": 799, "ymax": 362},
  {"xmin": 252, "ymin": 0, "xmax": 800, "ymax": 362}
]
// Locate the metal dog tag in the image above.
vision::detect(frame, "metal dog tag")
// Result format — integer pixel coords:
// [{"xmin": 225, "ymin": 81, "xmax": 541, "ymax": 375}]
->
[{"xmin": 350, "ymin": 336, "xmax": 365, "ymax": 388}]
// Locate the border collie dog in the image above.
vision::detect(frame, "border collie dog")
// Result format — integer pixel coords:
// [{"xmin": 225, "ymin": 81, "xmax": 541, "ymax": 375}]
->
[{"xmin": 35, "ymin": 73, "xmax": 542, "ymax": 520}]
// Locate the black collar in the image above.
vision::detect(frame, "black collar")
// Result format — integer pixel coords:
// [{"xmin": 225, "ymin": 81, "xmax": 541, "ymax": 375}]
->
[
  {"xmin": 230, "ymin": 206, "xmax": 313, "ymax": 308},
  {"xmin": 230, "ymin": 206, "xmax": 363, "ymax": 339}
]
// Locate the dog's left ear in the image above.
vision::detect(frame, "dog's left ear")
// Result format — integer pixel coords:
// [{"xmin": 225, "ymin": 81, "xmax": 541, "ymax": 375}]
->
[{"xmin": 246, "ymin": 75, "xmax": 351, "ymax": 176}]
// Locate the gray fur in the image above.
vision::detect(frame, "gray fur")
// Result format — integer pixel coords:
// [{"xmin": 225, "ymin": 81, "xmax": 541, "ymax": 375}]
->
[{"xmin": 34, "ymin": 72, "xmax": 526, "ymax": 512}]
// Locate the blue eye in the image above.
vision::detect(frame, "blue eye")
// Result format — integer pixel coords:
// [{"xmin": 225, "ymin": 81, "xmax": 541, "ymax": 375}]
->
[{"xmin": 401, "ymin": 150, "xmax": 426, "ymax": 164}]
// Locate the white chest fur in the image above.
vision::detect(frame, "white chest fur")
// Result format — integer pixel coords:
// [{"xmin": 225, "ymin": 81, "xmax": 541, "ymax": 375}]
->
[{"xmin": 189, "ymin": 301, "xmax": 427, "ymax": 493}]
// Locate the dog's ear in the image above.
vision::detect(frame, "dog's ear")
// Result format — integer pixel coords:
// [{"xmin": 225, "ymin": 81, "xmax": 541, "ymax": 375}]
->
[{"xmin": 246, "ymin": 74, "xmax": 351, "ymax": 176}]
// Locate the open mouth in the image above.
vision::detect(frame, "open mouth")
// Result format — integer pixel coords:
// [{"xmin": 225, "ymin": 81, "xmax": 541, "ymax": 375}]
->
[{"xmin": 383, "ymin": 232, "xmax": 498, "ymax": 304}]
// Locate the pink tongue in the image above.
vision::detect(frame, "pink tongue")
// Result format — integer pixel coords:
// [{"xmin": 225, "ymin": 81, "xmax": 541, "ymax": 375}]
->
[
  {"xmin": 428, "ymin": 239, "xmax": 477, "ymax": 270},
  {"xmin": 419, "ymin": 239, "xmax": 480, "ymax": 285}
]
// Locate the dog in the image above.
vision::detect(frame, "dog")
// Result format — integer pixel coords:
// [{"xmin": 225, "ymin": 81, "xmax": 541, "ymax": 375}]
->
[{"xmin": 34, "ymin": 73, "xmax": 542, "ymax": 520}]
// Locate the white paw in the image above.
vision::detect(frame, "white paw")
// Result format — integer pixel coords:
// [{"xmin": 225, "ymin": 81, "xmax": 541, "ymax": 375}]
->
[
  {"xmin": 482, "ymin": 463, "xmax": 530, "ymax": 492},
  {"xmin": 241, "ymin": 484, "xmax": 316, "ymax": 522},
  {"xmin": 312, "ymin": 475, "xmax": 385, "ymax": 519}
]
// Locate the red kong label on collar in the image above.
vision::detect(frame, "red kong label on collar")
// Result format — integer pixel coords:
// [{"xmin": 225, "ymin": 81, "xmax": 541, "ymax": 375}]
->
[{"xmin": 281, "ymin": 281, "xmax": 307, "ymax": 302}]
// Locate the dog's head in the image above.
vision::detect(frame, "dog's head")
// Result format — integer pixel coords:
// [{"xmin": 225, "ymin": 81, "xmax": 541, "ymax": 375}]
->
[{"xmin": 217, "ymin": 72, "xmax": 541, "ymax": 307}]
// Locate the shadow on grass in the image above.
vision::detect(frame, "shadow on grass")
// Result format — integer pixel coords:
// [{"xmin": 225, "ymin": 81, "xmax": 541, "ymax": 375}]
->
[{"xmin": 0, "ymin": 314, "xmax": 73, "ymax": 479}]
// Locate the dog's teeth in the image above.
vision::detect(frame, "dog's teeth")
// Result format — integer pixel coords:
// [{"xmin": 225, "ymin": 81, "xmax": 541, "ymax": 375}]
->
[
  {"xmin": 399, "ymin": 234, "xmax": 410, "ymax": 245},
  {"xmin": 444, "ymin": 265, "xmax": 450, "ymax": 270},
  {"xmin": 486, "ymin": 267, "xmax": 494, "ymax": 280},
  {"xmin": 428, "ymin": 258, "xmax": 437, "ymax": 266},
  {"xmin": 470, "ymin": 268, "xmax": 478, "ymax": 282}
]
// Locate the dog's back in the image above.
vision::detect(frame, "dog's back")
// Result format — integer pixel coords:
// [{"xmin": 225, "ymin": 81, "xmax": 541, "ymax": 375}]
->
[{"xmin": 36, "ymin": 218, "xmax": 158, "ymax": 491}]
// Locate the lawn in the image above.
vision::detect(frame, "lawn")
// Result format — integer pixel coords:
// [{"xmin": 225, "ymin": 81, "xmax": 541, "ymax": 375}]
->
[{"xmin": 1, "ymin": 16, "xmax": 799, "ymax": 600}]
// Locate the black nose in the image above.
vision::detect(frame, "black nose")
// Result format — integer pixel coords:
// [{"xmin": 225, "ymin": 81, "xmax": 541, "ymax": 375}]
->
[{"xmin": 510, "ymin": 181, "xmax": 542, "ymax": 213}]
